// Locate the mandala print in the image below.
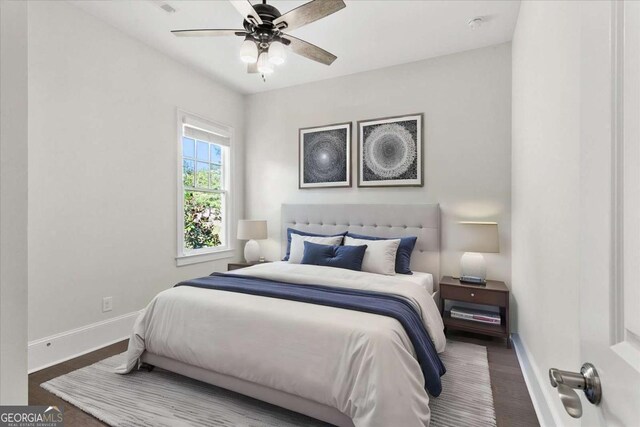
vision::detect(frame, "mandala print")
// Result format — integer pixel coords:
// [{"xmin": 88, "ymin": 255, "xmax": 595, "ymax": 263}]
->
[
  {"xmin": 363, "ymin": 121, "xmax": 417, "ymax": 181},
  {"xmin": 303, "ymin": 128, "xmax": 347, "ymax": 183}
]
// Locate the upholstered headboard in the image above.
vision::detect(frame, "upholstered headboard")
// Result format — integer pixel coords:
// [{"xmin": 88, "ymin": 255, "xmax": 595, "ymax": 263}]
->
[{"xmin": 281, "ymin": 204, "xmax": 440, "ymax": 285}]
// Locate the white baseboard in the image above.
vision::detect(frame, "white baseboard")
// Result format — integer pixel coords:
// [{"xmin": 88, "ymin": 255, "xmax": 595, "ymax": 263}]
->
[
  {"xmin": 28, "ymin": 311, "xmax": 140, "ymax": 373},
  {"xmin": 511, "ymin": 333, "xmax": 565, "ymax": 427}
]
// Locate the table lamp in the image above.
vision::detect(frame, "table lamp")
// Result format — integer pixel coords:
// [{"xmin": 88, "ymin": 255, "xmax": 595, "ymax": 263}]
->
[
  {"xmin": 237, "ymin": 220, "xmax": 268, "ymax": 263},
  {"xmin": 454, "ymin": 221, "xmax": 499, "ymax": 285}
]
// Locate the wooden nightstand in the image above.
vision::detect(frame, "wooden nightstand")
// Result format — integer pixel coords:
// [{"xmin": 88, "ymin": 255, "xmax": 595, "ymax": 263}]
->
[
  {"xmin": 439, "ymin": 276, "xmax": 511, "ymax": 348},
  {"xmin": 227, "ymin": 261, "xmax": 271, "ymax": 271}
]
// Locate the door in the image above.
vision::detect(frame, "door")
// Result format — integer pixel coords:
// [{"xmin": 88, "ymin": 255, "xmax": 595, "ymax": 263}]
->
[{"xmin": 579, "ymin": 0, "xmax": 640, "ymax": 425}]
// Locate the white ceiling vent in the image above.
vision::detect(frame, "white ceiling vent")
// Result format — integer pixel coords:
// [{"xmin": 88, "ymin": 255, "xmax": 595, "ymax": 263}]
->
[
  {"xmin": 468, "ymin": 17, "xmax": 485, "ymax": 30},
  {"xmin": 151, "ymin": 0, "xmax": 176, "ymax": 14}
]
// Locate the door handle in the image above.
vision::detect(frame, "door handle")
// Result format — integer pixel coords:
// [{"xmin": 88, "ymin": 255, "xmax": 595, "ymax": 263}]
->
[{"xmin": 548, "ymin": 363, "xmax": 602, "ymax": 418}]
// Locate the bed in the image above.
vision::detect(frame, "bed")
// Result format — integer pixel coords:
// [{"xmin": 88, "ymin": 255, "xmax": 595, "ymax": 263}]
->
[{"xmin": 117, "ymin": 204, "xmax": 445, "ymax": 427}]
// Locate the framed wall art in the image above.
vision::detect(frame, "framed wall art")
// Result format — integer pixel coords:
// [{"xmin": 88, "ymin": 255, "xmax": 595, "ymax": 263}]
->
[
  {"xmin": 357, "ymin": 113, "xmax": 423, "ymax": 187},
  {"xmin": 299, "ymin": 122, "xmax": 351, "ymax": 189}
]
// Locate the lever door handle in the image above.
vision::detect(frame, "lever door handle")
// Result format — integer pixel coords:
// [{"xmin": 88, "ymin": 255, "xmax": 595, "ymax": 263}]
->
[{"xmin": 548, "ymin": 363, "xmax": 602, "ymax": 419}]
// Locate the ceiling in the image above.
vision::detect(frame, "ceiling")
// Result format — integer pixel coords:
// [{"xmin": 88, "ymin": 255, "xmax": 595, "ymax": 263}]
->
[{"xmin": 70, "ymin": 0, "xmax": 521, "ymax": 94}]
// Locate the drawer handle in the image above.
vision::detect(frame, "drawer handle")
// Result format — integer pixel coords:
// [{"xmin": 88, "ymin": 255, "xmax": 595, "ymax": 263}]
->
[{"xmin": 470, "ymin": 293, "xmax": 475, "ymax": 297}]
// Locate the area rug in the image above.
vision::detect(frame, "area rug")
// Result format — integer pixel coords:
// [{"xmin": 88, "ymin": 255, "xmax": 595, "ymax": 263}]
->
[{"xmin": 41, "ymin": 340, "xmax": 496, "ymax": 427}]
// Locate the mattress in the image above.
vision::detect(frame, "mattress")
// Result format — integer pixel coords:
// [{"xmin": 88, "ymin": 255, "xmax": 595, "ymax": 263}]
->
[{"xmin": 395, "ymin": 271, "xmax": 434, "ymax": 294}]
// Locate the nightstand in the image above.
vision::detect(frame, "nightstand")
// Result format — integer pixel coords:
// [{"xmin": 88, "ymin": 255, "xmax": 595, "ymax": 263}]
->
[
  {"xmin": 439, "ymin": 276, "xmax": 511, "ymax": 348},
  {"xmin": 227, "ymin": 261, "xmax": 271, "ymax": 271}
]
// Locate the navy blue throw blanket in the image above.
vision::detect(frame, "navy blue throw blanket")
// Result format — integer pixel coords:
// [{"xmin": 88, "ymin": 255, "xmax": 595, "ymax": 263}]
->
[{"xmin": 175, "ymin": 273, "xmax": 446, "ymax": 396}]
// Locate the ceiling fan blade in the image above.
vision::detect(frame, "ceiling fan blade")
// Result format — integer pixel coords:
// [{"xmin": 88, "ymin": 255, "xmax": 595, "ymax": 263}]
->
[
  {"xmin": 171, "ymin": 29, "xmax": 246, "ymax": 37},
  {"xmin": 282, "ymin": 35, "xmax": 337, "ymax": 65},
  {"xmin": 229, "ymin": 0, "xmax": 263, "ymax": 26},
  {"xmin": 247, "ymin": 62, "xmax": 259, "ymax": 74},
  {"xmin": 273, "ymin": 0, "xmax": 345, "ymax": 32}
]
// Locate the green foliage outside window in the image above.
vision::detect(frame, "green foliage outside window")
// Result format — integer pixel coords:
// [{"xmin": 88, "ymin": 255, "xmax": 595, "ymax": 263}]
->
[
  {"xmin": 183, "ymin": 145, "xmax": 224, "ymax": 250},
  {"xmin": 184, "ymin": 191, "xmax": 222, "ymax": 249}
]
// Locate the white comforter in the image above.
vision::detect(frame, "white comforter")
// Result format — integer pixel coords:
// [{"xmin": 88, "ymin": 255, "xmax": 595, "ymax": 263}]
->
[{"xmin": 117, "ymin": 263, "xmax": 446, "ymax": 427}]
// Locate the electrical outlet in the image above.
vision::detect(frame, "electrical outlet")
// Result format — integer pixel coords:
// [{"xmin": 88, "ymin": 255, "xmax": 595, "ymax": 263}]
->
[{"xmin": 102, "ymin": 296, "xmax": 113, "ymax": 312}]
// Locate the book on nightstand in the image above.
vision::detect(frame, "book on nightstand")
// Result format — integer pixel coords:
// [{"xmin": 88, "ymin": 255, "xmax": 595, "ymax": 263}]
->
[{"xmin": 450, "ymin": 306, "xmax": 501, "ymax": 325}]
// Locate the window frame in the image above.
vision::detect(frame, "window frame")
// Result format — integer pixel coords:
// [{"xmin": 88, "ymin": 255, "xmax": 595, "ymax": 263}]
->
[{"xmin": 176, "ymin": 109, "xmax": 234, "ymax": 266}]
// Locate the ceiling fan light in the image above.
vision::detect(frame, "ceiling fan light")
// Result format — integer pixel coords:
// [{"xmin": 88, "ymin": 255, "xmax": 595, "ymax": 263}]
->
[
  {"xmin": 268, "ymin": 41, "xmax": 286, "ymax": 65},
  {"xmin": 240, "ymin": 39, "xmax": 258, "ymax": 64},
  {"xmin": 257, "ymin": 52, "xmax": 274, "ymax": 74}
]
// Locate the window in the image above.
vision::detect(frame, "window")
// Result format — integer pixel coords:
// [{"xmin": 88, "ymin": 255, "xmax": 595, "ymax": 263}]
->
[{"xmin": 177, "ymin": 111, "xmax": 232, "ymax": 264}]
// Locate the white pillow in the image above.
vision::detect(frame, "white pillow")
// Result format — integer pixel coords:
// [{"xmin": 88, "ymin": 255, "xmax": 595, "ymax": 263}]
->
[
  {"xmin": 288, "ymin": 233, "xmax": 343, "ymax": 264},
  {"xmin": 344, "ymin": 236, "xmax": 400, "ymax": 276}
]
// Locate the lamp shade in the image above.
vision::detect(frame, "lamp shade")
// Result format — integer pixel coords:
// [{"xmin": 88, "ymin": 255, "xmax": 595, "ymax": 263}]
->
[
  {"xmin": 237, "ymin": 220, "xmax": 267, "ymax": 240},
  {"xmin": 453, "ymin": 221, "xmax": 499, "ymax": 253},
  {"xmin": 257, "ymin": 52, "xmax": 274, "ymax": 74},
  {"xmin": 240, "ymin": 39, "xmax": 258, "ymax": 64},
  {"xmin": 268, "ymin": 40, "xmax": 286, "ymax": 65}
]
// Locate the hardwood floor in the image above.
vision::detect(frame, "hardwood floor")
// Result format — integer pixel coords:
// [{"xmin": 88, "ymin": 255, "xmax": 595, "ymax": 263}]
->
[
  {"xmin": 29, "ymin": 334, "xmax": 539, "ymax": 426},
  {"xmin": 29, "ymin": 340, "xmax": 129, "ymax": 427},
  {"xmin": 446, "ymin": 331, "xmax": 540, "ymax": 427}
]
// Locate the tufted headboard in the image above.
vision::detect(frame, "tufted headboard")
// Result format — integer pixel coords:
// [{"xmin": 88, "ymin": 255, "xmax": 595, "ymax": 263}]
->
[{"xmin": 281, "ymin": 204, "xmax": 440, "ymax": 286}]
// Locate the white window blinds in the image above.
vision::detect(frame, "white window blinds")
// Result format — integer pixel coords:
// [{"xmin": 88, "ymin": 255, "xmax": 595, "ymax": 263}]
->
[{"xmin": 183, "ymin": 125, "xmax": 230, "ymax": 147}]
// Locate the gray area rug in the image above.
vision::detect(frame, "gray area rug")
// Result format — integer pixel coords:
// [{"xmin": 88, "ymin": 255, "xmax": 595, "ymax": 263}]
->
[{"xmin": 42, "ymin": 340, "xmax": 496, "ymax": 426}]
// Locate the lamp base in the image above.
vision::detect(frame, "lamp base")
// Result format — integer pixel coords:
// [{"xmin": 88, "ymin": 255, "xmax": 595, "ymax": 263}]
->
[
  {"xmin": 244, "ymin": 239, "xmax": 260, "ymax": 263},
  {"xmin": 460, "ymin": 252, "xmax": 487, "ymax": 284}
]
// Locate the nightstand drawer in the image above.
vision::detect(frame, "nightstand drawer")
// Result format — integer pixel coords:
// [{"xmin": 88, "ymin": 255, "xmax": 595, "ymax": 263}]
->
[{"xmin": 441, "ymin": 284, "xmax": 507, "ymax": 306}]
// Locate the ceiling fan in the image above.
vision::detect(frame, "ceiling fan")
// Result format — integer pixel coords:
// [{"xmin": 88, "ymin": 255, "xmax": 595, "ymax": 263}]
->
[{"xmin": 171, "ymin": 0, "xmax": 346, "ymax": 76}]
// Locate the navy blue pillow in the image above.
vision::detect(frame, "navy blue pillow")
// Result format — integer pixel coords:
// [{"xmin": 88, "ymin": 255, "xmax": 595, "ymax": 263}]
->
[
  {"xmin": 301, "ymin": 241, "xmax": 367, "ymax": 271},
  {"xmin": 283, "ymin": 228, "xmax": 347, "ymax": 261},
  {"xmin": 346, "ymin": 232, "xmax": 418, "ymax": 275}
]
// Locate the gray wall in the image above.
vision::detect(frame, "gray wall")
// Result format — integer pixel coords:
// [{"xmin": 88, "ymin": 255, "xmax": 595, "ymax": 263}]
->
[
  {"xmin": 512, "ymin": 1, "xmax": 581, "ymax": 424},
  {"xmin": 245, "ymin": 43, "xmax": 512, "ymax": 293},
  {"xmin": 0, "ymin": 0, "xmax": 28, "ymax": 403},
  {"xmin": 27, "ymin": 1, "xmax": 245, "ymax": 341}
]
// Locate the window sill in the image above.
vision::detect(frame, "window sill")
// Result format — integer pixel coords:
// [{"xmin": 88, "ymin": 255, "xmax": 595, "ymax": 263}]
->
[{"xmin": 176, "ymin": 248, "xmax": 235, "ymax": 267}]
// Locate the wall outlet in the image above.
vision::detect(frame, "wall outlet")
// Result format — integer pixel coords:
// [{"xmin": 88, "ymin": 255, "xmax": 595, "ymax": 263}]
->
[{"xmin": 102, "ymin": 296, "xmax": 113, "ymax": 312}]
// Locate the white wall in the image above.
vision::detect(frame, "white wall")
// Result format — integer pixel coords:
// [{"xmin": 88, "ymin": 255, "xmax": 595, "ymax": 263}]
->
[
  {"xmin": 27, "ymin": 1, "xmax": 245, "ymax": 342},
  {"xmin": 512, "ymin": 1, "xmax": 581, "ymax": 425},
  {"xmin": 245, "ymin": 43, "xmax": 512, "ymax": 287},
  {"xmin": 0, "ymin": 0, "xmax": 29, "ymax": 404}
]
